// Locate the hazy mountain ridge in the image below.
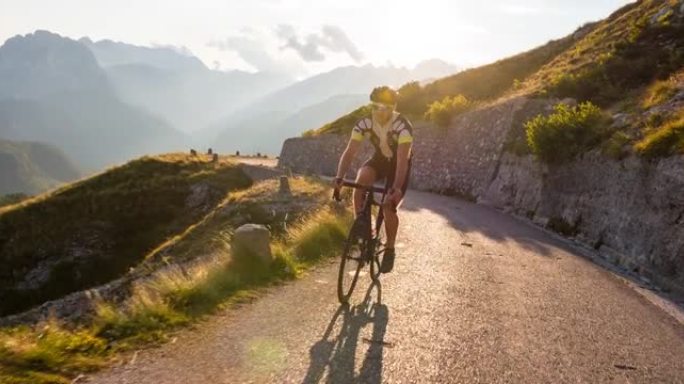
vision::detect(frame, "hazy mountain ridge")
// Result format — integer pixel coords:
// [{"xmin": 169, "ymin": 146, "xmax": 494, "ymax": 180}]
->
[
  {"xmin": 209, "ymin": 61, "xmax": 460, "ymax": 153},
  {"xmin": 0, "ymin": 30, "xmax": 110, "ymax": 100},
  {"xmin": 84, "ymin": 38, "xmax": 295, "ymax": 133},
  {"xmin": 0, "ymin": 139, "xmax": 80, "ymax": 195},
  {"xmin": 0, "ymin": 31, "xmax": 187, "ymax": 171}
]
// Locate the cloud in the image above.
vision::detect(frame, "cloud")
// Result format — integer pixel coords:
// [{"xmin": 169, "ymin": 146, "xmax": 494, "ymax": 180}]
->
[
  {"xmin": 208, "ymin": 31, "xmax": 285, "ymax": 73},
  {"xmin": 276, "ymin": 24, "xmax": 363, "ymax": 63},
  {"xmin": 149, "ymin": 43, "xmax": 194, "ymax": 57}
]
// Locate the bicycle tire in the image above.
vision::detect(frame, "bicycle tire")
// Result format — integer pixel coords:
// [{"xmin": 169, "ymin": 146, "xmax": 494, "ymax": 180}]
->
[
  {"xmin": 337, "ymin": 224, "xmax": 365, "ymax": 304},
  {"xmin": 369, "ymin": 221, "xmax": 385, "ymax": 282}
]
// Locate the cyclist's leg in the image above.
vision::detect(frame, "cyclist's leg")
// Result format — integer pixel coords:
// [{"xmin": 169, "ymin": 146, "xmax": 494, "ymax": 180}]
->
[
  {"xmin": 353, "ymin": 163, "xmax": 377, "ymax": 217},
  {"xmin": 382, "ymin": 158, "xmax": 411, "ymax": 248}
]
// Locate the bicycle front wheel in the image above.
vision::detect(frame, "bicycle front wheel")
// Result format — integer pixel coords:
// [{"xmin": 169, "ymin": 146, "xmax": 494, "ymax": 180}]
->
[
  {"xmin": 369, "ymin": 220, "xmax": 385, "ymax": 282},
  {"xmin": 337, "ymin": 229, "xmax": 365, "ymax": 304}
]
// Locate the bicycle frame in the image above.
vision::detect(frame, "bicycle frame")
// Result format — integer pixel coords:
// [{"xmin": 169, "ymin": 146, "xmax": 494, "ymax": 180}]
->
[{"xmin": 333, "ymin": 179, "xmax": 390, "ymax": 257}]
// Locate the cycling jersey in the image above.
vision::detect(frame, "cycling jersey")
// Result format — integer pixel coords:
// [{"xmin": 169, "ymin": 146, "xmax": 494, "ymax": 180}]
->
[{"xmin": 350, "ymin": 112, "xmax": 414, "ymax": 159}]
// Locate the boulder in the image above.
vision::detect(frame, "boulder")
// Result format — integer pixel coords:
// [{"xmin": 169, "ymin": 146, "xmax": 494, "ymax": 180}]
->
[{"xmin": 232, "ymin": 224, "xmax": 273, "ymax": 264}]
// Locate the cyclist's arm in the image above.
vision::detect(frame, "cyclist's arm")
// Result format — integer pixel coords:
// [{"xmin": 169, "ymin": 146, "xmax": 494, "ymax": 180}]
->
[
  {"xmin": 335, "ymin": 137, "xmax": 361, "ymax": 179},
  {"xmin": 392, "ymin": 142, "xmax": 411, "ymax": 191}
]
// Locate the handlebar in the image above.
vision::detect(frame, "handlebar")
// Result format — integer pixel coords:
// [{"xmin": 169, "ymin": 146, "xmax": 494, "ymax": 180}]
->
[{"xmin": 332, "ymin": 179, "xmax": 387, "ymax": 202}]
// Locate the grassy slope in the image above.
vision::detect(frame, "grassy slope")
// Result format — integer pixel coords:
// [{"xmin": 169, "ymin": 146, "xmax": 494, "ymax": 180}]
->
[
  {"xmin": 311, "ymin": 0, "xmax": 684, "ymax": 159},
  {"xmin": 0, "ymin": 176, "xmax": 351, "ymax": 384},
  {"xmin": 0, "ymin": 153, "xmax": 252, "ymax": 316},
  {"xmin": 310, "ymin": 21, "xmax": 595, "ymax": 136}
]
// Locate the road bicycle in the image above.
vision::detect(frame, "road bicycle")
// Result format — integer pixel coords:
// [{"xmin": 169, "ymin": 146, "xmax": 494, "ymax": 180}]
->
[{"xmin": 332, "ymin": 179, "xmax": 390, "ymax": 304}]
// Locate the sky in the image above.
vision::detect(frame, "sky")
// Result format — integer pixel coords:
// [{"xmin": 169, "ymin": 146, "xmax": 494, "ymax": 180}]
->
[{"xmin": 1, "ymin": 0, "xmax": 633, "ymax": 78}]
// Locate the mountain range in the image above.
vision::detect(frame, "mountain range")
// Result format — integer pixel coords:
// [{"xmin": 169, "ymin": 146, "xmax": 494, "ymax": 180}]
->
[{"xmin": 0, "ymin": 29, "xmax": 459, "ymax": 193}]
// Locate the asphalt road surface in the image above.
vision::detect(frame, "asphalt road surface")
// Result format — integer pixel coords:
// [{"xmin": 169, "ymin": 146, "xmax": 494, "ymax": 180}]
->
[{"xmin": 87, "ymin": 190, "xmax": 684, "ymax": 383}]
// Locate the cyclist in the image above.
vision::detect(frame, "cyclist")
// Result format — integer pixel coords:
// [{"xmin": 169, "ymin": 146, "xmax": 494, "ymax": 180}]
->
[{"xmin": 332, "ymin": 86, "xmax": 413, "ymax": 273}]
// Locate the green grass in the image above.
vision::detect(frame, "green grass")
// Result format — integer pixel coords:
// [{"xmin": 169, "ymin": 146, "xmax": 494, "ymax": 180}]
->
[
  {"xmin": 0, "ymin": 188, "xmax": 352, "ymax": 384},
  {"xmin": 0, "ymin": 321, "xmax": 108, "ymax": 384},
  {"xmin": 635, "ymin": 113, "xmax": 684, "ymax": 157},
  {"xmin": 642, "ymin": 79, "xmax": 678, "ymax": 109}
]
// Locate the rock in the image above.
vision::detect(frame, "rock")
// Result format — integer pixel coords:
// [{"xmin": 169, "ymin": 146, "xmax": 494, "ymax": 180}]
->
[
  {"xmin": 185, "ymin": 183, "xmax": 210, "ymax": 210},
  {"xmin": 673, "ymin": 90, "xmax": 684, "ymax": 102},
  {"xmin": 611, "ymin": 113, "xmax": 630, "ymax": 129},
  {"xmin": 232, "ymin": 224, "xmax": 273, "ymax": 264},
  {"xmin": 279, "ymin": 176, "xmax": 291, "ymax": 195}
]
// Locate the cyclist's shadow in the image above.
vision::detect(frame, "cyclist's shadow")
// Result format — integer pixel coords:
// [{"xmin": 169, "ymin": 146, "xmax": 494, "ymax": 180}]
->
[{"xmin": 302, "ymin": 281, "xmax": 388, "ymax": 384}]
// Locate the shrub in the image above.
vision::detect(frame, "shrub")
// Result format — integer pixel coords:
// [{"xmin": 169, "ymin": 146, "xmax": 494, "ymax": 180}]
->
[
  {"xmin": 424, "ymin": 95, "xmax": 472, "ymax": 128},
  {"xmin": 525, "ymin": 101, "xmax": 611, "ymax": 163},
  {"xmin": 634, "ymin": 114, "xmax": 684, "ymax": 158},
  {"xmin": 397, "ymin": 81, "xmax": 428, "ymax": 118}
]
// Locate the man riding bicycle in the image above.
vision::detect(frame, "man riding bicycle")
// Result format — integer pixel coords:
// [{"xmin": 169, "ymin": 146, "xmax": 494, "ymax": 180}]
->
[{"xmin": 332, "ymin": 86, "xmax": 413, "ymax": 274}]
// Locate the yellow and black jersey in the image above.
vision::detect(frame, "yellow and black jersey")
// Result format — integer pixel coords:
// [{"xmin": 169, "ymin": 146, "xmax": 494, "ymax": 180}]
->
[{"xmin": 350, "ymin": 112, "xmax": 414, "ymax": 159}]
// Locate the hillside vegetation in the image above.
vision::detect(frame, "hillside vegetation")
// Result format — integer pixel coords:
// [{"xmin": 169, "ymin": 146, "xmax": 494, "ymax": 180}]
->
[
  {"xmin": 0, "ymin": 154, "xmax": 252, "ymax": 316},
  {"xmin": 0, "ymin": 159, "xmax": 350, "ymax": 384},
  {"xmin": 308, "ymin": 0, "xmax": 684, "ymax": 160}
]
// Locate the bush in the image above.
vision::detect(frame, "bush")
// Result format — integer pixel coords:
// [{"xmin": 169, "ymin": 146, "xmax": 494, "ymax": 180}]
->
[
  {"xmin": 634, "ymin": 114, "xmax": 684, "ymax": 158},
  {"xmin": 397, "ymin": 81, "xmax": 428, "ymax": 118},
  {"xmin": 424, "ymin": 95, "xmax": 472, "ymax": 128},
  {"xmin": 525, "ymin": 101, "xmax": 611, "ymax": 163}
]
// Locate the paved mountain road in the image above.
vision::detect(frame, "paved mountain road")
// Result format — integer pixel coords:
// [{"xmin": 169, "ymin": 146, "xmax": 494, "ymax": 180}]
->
[{"xmin": 87, "ymin": 190, "xmax": 684, "ymax": 383}]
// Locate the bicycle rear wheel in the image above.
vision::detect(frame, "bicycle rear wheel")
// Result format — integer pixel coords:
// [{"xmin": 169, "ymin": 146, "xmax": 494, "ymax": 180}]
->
[{"xmin": 337, "ymin": 225, "xmax": 366, "ymax": 304}]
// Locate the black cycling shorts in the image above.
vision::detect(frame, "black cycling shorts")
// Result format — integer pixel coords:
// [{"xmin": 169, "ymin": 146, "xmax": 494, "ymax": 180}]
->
[{"xmin": 362, "ymin": 154, "xmax": 412, "ymax": 197}]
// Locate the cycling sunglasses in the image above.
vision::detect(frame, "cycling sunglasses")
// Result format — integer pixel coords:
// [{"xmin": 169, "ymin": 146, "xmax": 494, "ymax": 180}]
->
[{"xmin": 371, "ymin": 102, "xmax": 395, "ymax": 112}]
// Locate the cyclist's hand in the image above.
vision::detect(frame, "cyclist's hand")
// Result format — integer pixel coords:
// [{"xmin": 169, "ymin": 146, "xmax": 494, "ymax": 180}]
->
[
  {"xmin": 332, "ymin": 177, "xmax": 343, "ymax": 189},
  {"xmin": 331, "ymin": 177, "xmax": 343, "ymax": 201}
]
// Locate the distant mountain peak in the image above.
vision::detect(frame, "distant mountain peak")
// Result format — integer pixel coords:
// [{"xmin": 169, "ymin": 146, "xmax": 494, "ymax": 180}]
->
[
  {"xmin": 0, "ymin": 30, "xmax": 108, "ymax": 99},
  {"xmin": 81, "ymin": 38, "xmax": 207, "ymax": 72}
]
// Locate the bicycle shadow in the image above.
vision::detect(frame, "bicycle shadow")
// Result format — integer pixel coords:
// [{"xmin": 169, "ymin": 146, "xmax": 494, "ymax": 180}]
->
[{"xmin": 301, "ymin": 281, "xmax": 388, "ymax": 384}]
